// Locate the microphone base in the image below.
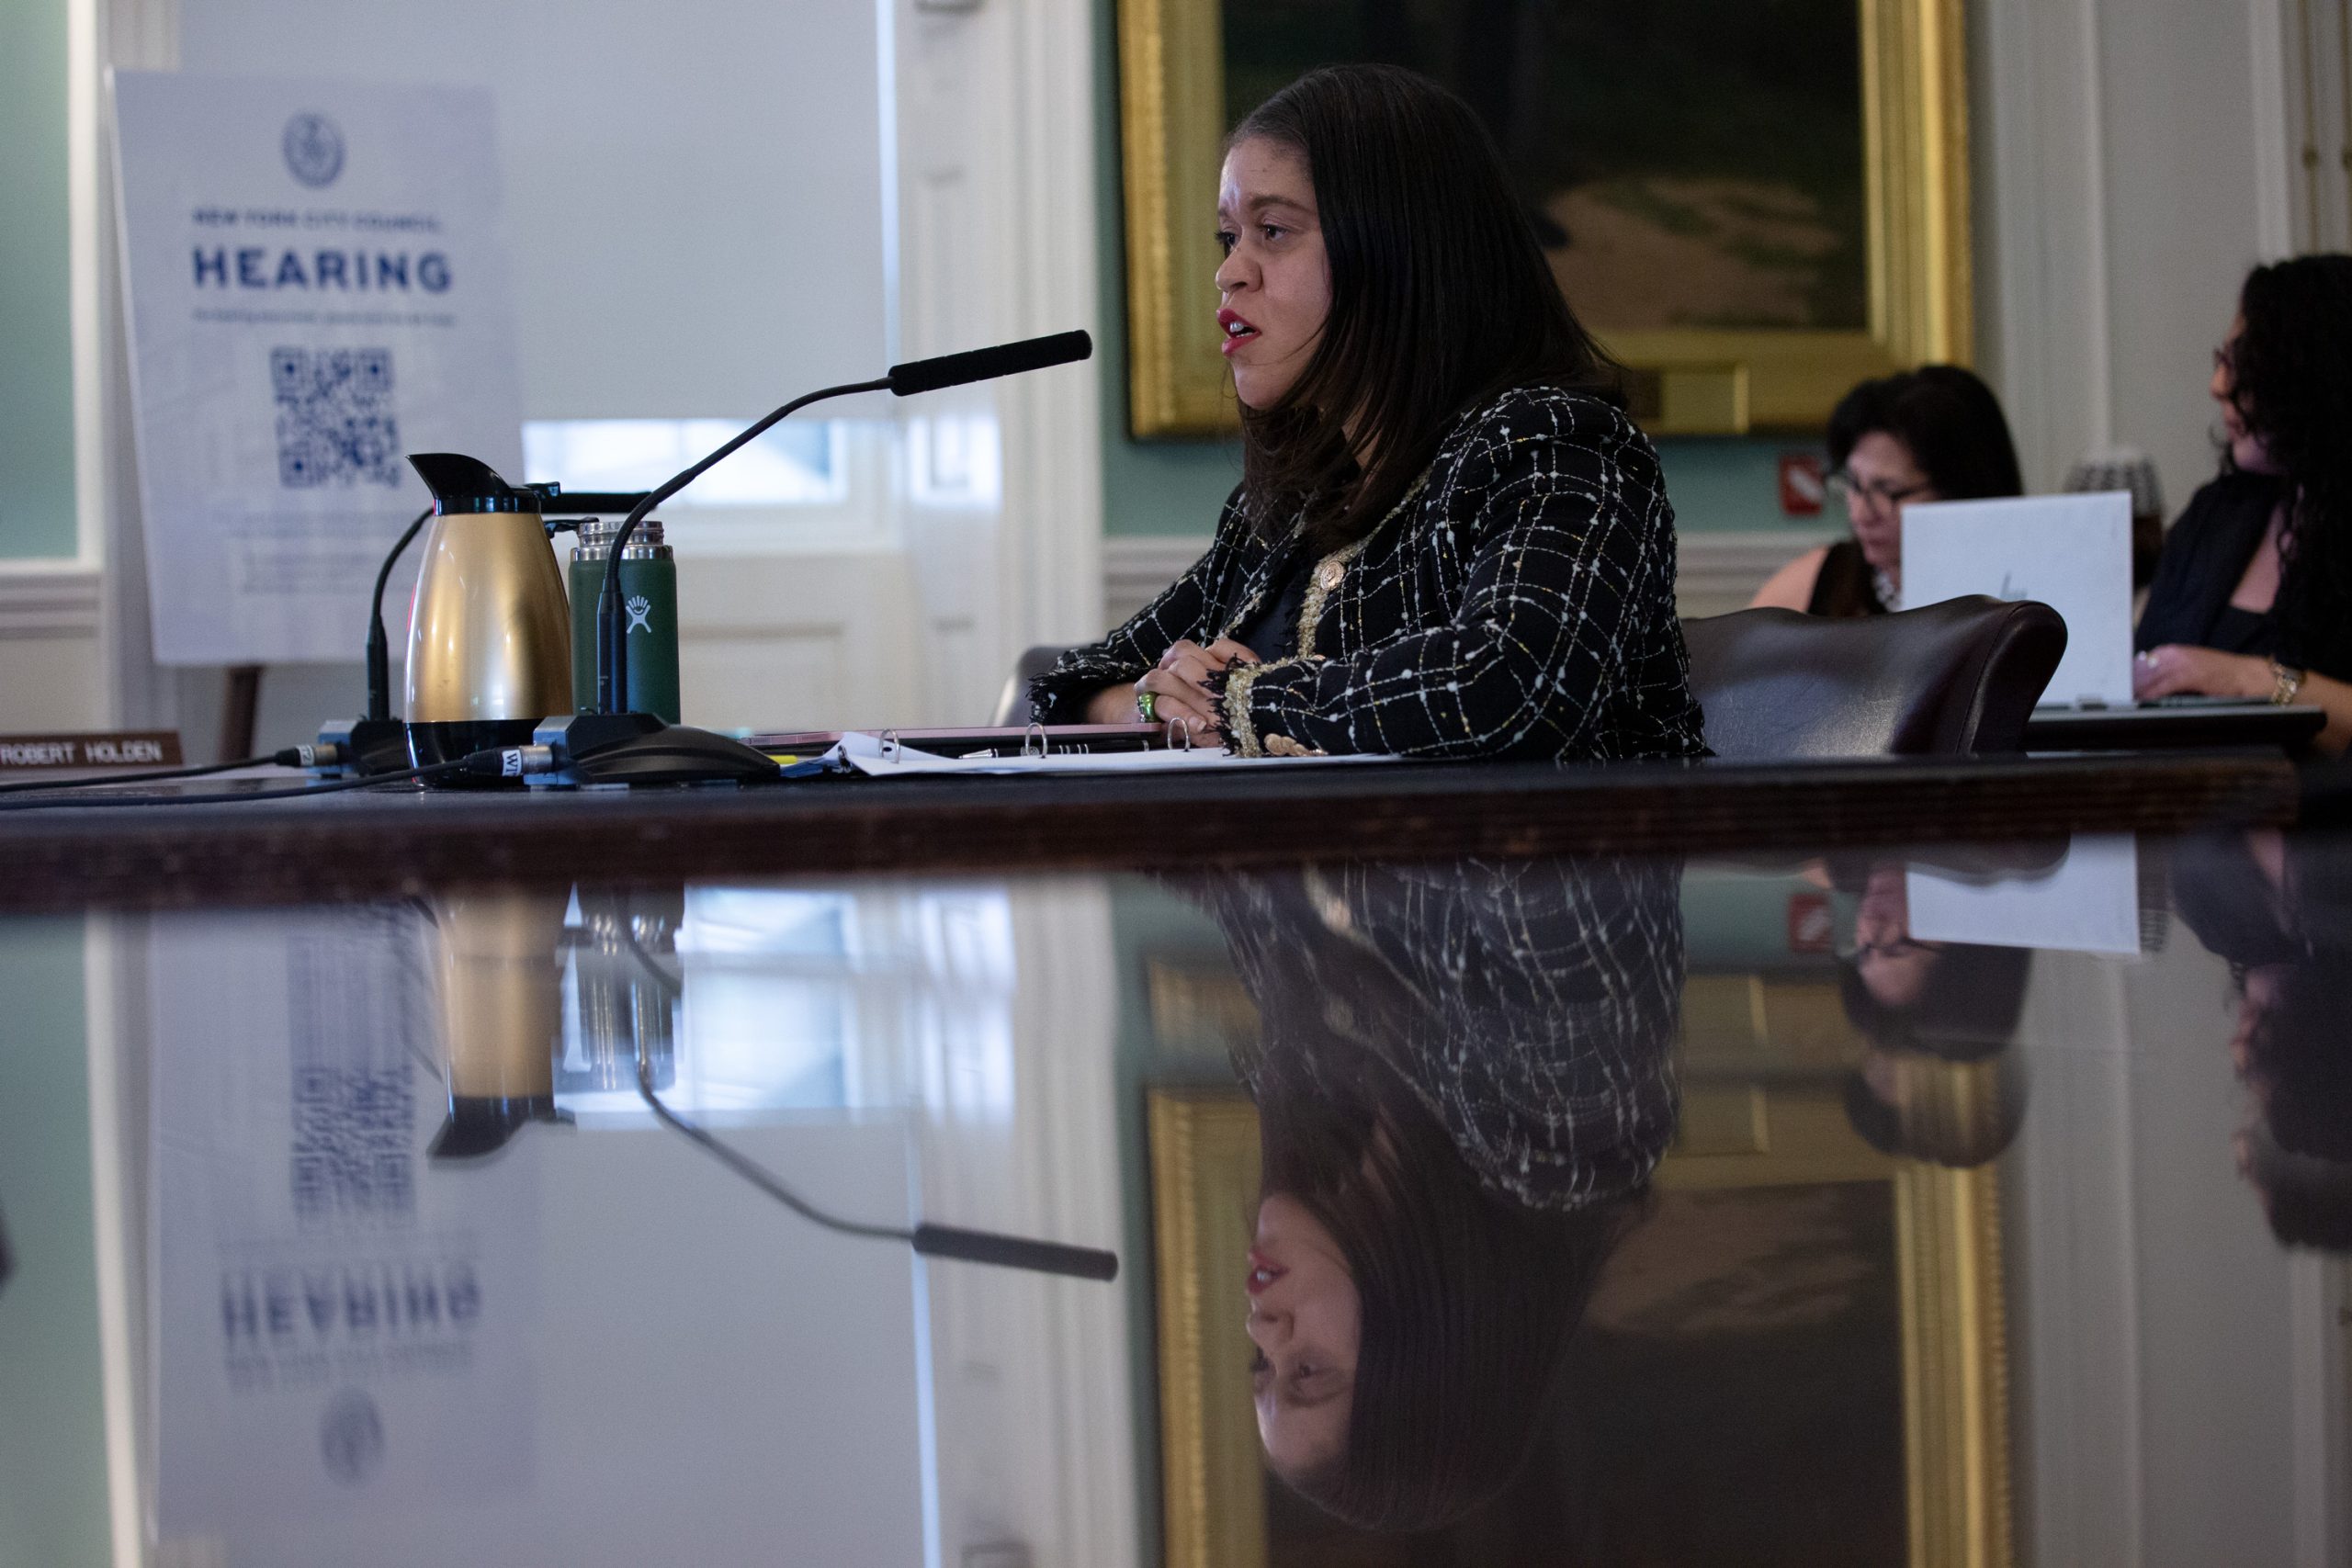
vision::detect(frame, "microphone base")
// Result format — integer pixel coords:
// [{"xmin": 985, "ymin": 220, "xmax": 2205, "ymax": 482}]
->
[
  {"xmin": 531, "ymin": 713, "xmax": 782, "ymax": 786},
  {"xmin": 312, "ymin": 716, "xmax": 417, "ymax": 778}
]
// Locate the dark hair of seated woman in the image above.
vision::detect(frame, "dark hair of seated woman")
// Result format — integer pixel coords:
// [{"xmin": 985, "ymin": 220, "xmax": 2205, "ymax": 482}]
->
[
  {"xmin": 1226, "ymin": 63, "xmax": 1621, "ymax": 554},
  {"xmin": 1752, "ymin": 364, "xmax": 2024, "ymax": 617},
  {"xmin": 1031, "ymin": 64, "xmax": 1703, "ymax": 762},
  {"xmin": 2133, "ymin": 256, "xmax": 2352, "ymax": 750}
]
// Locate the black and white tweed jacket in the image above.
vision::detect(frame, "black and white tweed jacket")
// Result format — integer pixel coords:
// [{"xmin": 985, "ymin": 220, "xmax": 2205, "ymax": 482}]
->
[
  {"xmin": 1211, "ymin": 856, "xmax": 1685, "ymax": 1211},
  {"xmin": 1031, "ymin": 384, "xmax": 1707, "ymax": 760}
]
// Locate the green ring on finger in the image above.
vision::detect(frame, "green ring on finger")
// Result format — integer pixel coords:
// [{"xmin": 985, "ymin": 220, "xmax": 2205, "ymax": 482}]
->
[{"xmin": 1136, "ymin": 689, "xmax": 1158, "ymax": 724}]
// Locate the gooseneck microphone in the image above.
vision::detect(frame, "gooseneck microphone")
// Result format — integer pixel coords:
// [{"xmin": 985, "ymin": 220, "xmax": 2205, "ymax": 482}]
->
[
  {"xmin": 594, "ymin": 329, "xmax": 1092, "ymax": 714},
  {"xmin": 594, "ymin": 378, "xmax": 886, "ymax": 713},
  {"xmin": 884, "ymin": 329, "xmax": 1095, "ymax": 398},
  {"xmin": 366, "ymin": 507, "xmax": 435, "ymax": 727}
]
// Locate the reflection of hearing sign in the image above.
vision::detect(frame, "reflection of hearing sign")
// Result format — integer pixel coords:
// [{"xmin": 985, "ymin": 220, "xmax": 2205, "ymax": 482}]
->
[{"xmin": 282, "ymin": 112, "xmax": 345, "ymax": 188}]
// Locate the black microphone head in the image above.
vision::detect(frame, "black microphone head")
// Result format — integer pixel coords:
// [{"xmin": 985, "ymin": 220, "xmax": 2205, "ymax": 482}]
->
[{"xmin": 888, "ymin": 330, "xmax": 1092, "ymax": 398}]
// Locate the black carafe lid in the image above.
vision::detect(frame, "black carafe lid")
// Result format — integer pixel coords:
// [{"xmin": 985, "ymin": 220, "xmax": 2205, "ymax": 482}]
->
[
  {"xmin": 408, "ymin": 453, "xmax": 559, "ymax": 515},
  {"xmin": 428, "ymin": 1094, "xmax": 570, "ymax": 1159}
]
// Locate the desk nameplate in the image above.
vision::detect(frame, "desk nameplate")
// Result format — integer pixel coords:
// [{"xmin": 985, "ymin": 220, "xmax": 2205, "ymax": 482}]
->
[{"xmin": 0, "ymin": 731, "xmax": 185, "ymax": 773}]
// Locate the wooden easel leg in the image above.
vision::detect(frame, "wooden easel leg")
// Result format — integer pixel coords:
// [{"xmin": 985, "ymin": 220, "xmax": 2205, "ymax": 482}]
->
[{"xmin": 220, "ymin": 664, "xmax": 264, "ymax": 761}]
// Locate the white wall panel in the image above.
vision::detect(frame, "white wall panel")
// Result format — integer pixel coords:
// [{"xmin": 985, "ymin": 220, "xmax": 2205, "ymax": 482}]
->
[{"xmin": 175, "ymin": 0, "xmax": 889, "ymax": 421}]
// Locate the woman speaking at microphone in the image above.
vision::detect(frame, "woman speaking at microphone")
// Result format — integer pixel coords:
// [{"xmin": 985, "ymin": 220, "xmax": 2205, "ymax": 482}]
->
[{"xmin": 1029, "ymin": 64, "xmax": 1705, "ymax": 761}]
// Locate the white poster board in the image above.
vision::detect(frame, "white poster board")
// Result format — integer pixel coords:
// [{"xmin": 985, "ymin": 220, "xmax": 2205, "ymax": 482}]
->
[
  {"xmin": 1900, "ymin": 492, "xmax": 2134, "ymax": 707},
  {"xmin": 112, "ymin": 73, "xmax": 523, "ymax": 664},
  {"xmin": 149, "ymin": 908, "xmax": 537, "ymax": 1536}
]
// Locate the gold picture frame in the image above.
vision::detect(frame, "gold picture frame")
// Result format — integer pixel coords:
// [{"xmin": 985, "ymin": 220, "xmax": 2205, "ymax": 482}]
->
[
  {"xmin": 1145, "ymin": 1078, "xmax": 2011, "ymax": 1568},
  {"xmin": 1115, "ymin": 0, "xmax": 1972, "ymax": 436}
]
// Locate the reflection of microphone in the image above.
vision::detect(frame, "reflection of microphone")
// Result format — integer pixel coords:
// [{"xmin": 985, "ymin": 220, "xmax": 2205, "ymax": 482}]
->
[
  {"xmin": 616, "ymin": 919, "xmax": 1117, "ymax": 1281},
  {"xmin": 593, "ymin": 330, "xmax": 1093, "ymax": 715},
  {"xmin": 635, "ymin": 1053, "xmax": 1118, "ymax": 1280}
]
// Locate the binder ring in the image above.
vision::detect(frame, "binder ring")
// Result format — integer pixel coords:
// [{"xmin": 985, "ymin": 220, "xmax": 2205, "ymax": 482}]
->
[
  {"xmin": 1170, "ymin": 717, "xmax": 1197, "ymax": 752},
  {"xmin": 1023, "ymin": 722, "xmax": 1048, "ymax": 758},
  {"xmin": 879, "ymin": 728, "xmax": 901, "ymax": 762}
]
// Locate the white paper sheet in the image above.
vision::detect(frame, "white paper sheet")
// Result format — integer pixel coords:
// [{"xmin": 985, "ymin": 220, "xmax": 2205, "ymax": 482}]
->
[
  {"xmin": 827, "ymin": 731, "xmax": 1395, "ymax": 776},
  {"xmin": 1900, "ymin": 491, "xmax": 2135, "ymax": 707},
  {"xmin": 1905, "ymin": 834, "xmax": 2143, "ymax": 955}
]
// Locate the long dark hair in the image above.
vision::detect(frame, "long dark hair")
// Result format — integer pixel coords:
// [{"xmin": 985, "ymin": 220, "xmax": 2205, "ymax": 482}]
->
[
  {"xmin": 1229, "ymin": 65, "xmax": 1620, "ymax": 552},
  {"xmin": 2228, "ymin": 254, "xmax": 2352, "ymax": 671},
  {"xmin": 1256, "ymin": 1053, "xmax": 1634, "ymax": 1533},
  {"xmin": 1826, "ymin": 365, "xmax": 2024, "ymax": 500}
]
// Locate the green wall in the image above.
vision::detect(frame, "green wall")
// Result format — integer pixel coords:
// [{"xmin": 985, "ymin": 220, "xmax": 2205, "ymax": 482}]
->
[
  {"xmin": 0, "ymin": 0, "xmax": 80, "ymax": 559},
  {"xmin": 1088, "ymin": 0, "xmax": 1834, "ymax": 542},
  {"xmin": 0, "ymin": 919, "xmax": 111, "ymax": 1567}
]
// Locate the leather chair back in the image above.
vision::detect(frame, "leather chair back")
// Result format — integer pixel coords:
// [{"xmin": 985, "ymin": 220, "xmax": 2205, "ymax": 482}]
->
[
  {"xmin": 989, "ymin": 644, "xmax": 1077, "ymax": 728},
  {"xmin": 1681, "ymin": 596, "xmax": 2068, "ymax": 760}
]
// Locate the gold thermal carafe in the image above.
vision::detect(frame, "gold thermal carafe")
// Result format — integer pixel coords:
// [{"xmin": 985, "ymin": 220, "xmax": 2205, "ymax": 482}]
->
[{"xmin": 403, "ymin": 454, "xmax": 572, "ymax": 767}]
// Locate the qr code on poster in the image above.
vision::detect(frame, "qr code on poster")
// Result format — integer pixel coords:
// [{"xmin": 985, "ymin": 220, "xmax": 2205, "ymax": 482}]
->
[
  {"xmin": 271, "ymin": 345, "xmax": 402, "ymax": 489},
  {"xmin": 291, "ymin": 1063, "xmax": 416, "ymax": 1223},
  {"xmin": 287, "ymin": 915, "xmax": 425, "ymax": 1225}
]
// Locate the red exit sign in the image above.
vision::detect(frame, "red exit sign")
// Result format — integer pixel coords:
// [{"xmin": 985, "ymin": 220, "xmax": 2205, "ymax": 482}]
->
[{"xmin": 1780, "ymin": 453, "xmax": 1826, "ymax": 516}]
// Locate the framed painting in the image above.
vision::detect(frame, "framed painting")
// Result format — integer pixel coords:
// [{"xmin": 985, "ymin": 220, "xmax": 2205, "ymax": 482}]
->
[
  {"xmin": 1115, "ymin": 0, "xmax": 1971, "ymax": 436},
  {"xmin": 1144, "ymin": 1069, "xmax": 2010, "ymax": 1565}
]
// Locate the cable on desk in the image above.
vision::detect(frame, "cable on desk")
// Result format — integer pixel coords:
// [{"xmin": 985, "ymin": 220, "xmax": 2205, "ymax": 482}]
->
[
  {"xmin": 0, "ymin": 747, "xmax": 544, "ymax": 811},
  {"xmin": 0, "ymin": 739, "xmax": 382, "ymax": 795},
  {"xmin": 0, "ymin": 750, "xmax": 277, "ymax": 795}
]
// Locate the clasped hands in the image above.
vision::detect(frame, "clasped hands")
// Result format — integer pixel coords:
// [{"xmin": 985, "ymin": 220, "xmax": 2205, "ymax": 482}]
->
[{"xmin": 1086, "ymin": 637, "xmax": 1261, "ymax": 734}]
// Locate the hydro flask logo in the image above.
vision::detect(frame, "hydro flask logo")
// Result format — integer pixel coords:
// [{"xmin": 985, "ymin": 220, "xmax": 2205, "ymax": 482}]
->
[
  {"xmin": 282, "ymin": 112, "xmax": 345, "ymax": 188},
  {"xmin": 625, "ymin": 595, "xmax": 653, "ymax": 634}
]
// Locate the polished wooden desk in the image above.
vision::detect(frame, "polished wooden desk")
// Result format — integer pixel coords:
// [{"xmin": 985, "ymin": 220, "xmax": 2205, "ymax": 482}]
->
[{"xmin": 0, "ymin": 750, "xmax": 2304, "ymax": 914}]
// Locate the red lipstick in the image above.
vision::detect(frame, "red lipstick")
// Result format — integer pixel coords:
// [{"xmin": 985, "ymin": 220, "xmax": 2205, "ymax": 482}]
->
[{"xmin": 1218, "ymin": 307, "xmax": 1259, "ymax": 358}]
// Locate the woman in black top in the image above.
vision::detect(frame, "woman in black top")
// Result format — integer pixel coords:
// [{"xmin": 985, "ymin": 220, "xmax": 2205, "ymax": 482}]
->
[
  {"xmin": 1030, "ymin": 66, "xmax": 1704, "ymax": 761},
  {"xmin": 1749, "ymin": 366, "xmax": 2024, "ymax": 616},
  {"xmin": 2135, "ymin": 255, "xmax": 2352, "ymax": 753}
]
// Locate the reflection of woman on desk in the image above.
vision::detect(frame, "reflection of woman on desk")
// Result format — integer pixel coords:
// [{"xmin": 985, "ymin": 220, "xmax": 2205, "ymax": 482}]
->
[
  {"xmin": 1834, "ymin": 862, "xmax": 2029, "ymax": 1168},
  {"xmin": 2173, "ymin": 831, "xmax": 2352, "ymax": 1250},
  {"xmin": 1204, "ymin": 856, "xmax": 1682, "ymax": 1531},
  {"xmin": 2134, "ymin": 256, "xmax": 2352, "ymax": 755},
  {"xmin": 1031, "ymin": 66, "xmax": 1704, "ymax": 761}
]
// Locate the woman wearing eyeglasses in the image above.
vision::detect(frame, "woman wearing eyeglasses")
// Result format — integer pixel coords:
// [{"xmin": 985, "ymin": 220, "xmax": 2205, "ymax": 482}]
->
[
  {"xmin": 2132, "ymin": 255, "xmax": 2352, "ymax": 755},
  {"xmin": 1748, "ymin": 366, "xmax": 2024, "ymax": 615}
]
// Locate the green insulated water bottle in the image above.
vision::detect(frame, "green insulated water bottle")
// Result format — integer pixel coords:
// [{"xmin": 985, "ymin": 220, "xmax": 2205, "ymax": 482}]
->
[{"xmin": 571, "ymin": 517, "xmax": 681, "ymax": 722}]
